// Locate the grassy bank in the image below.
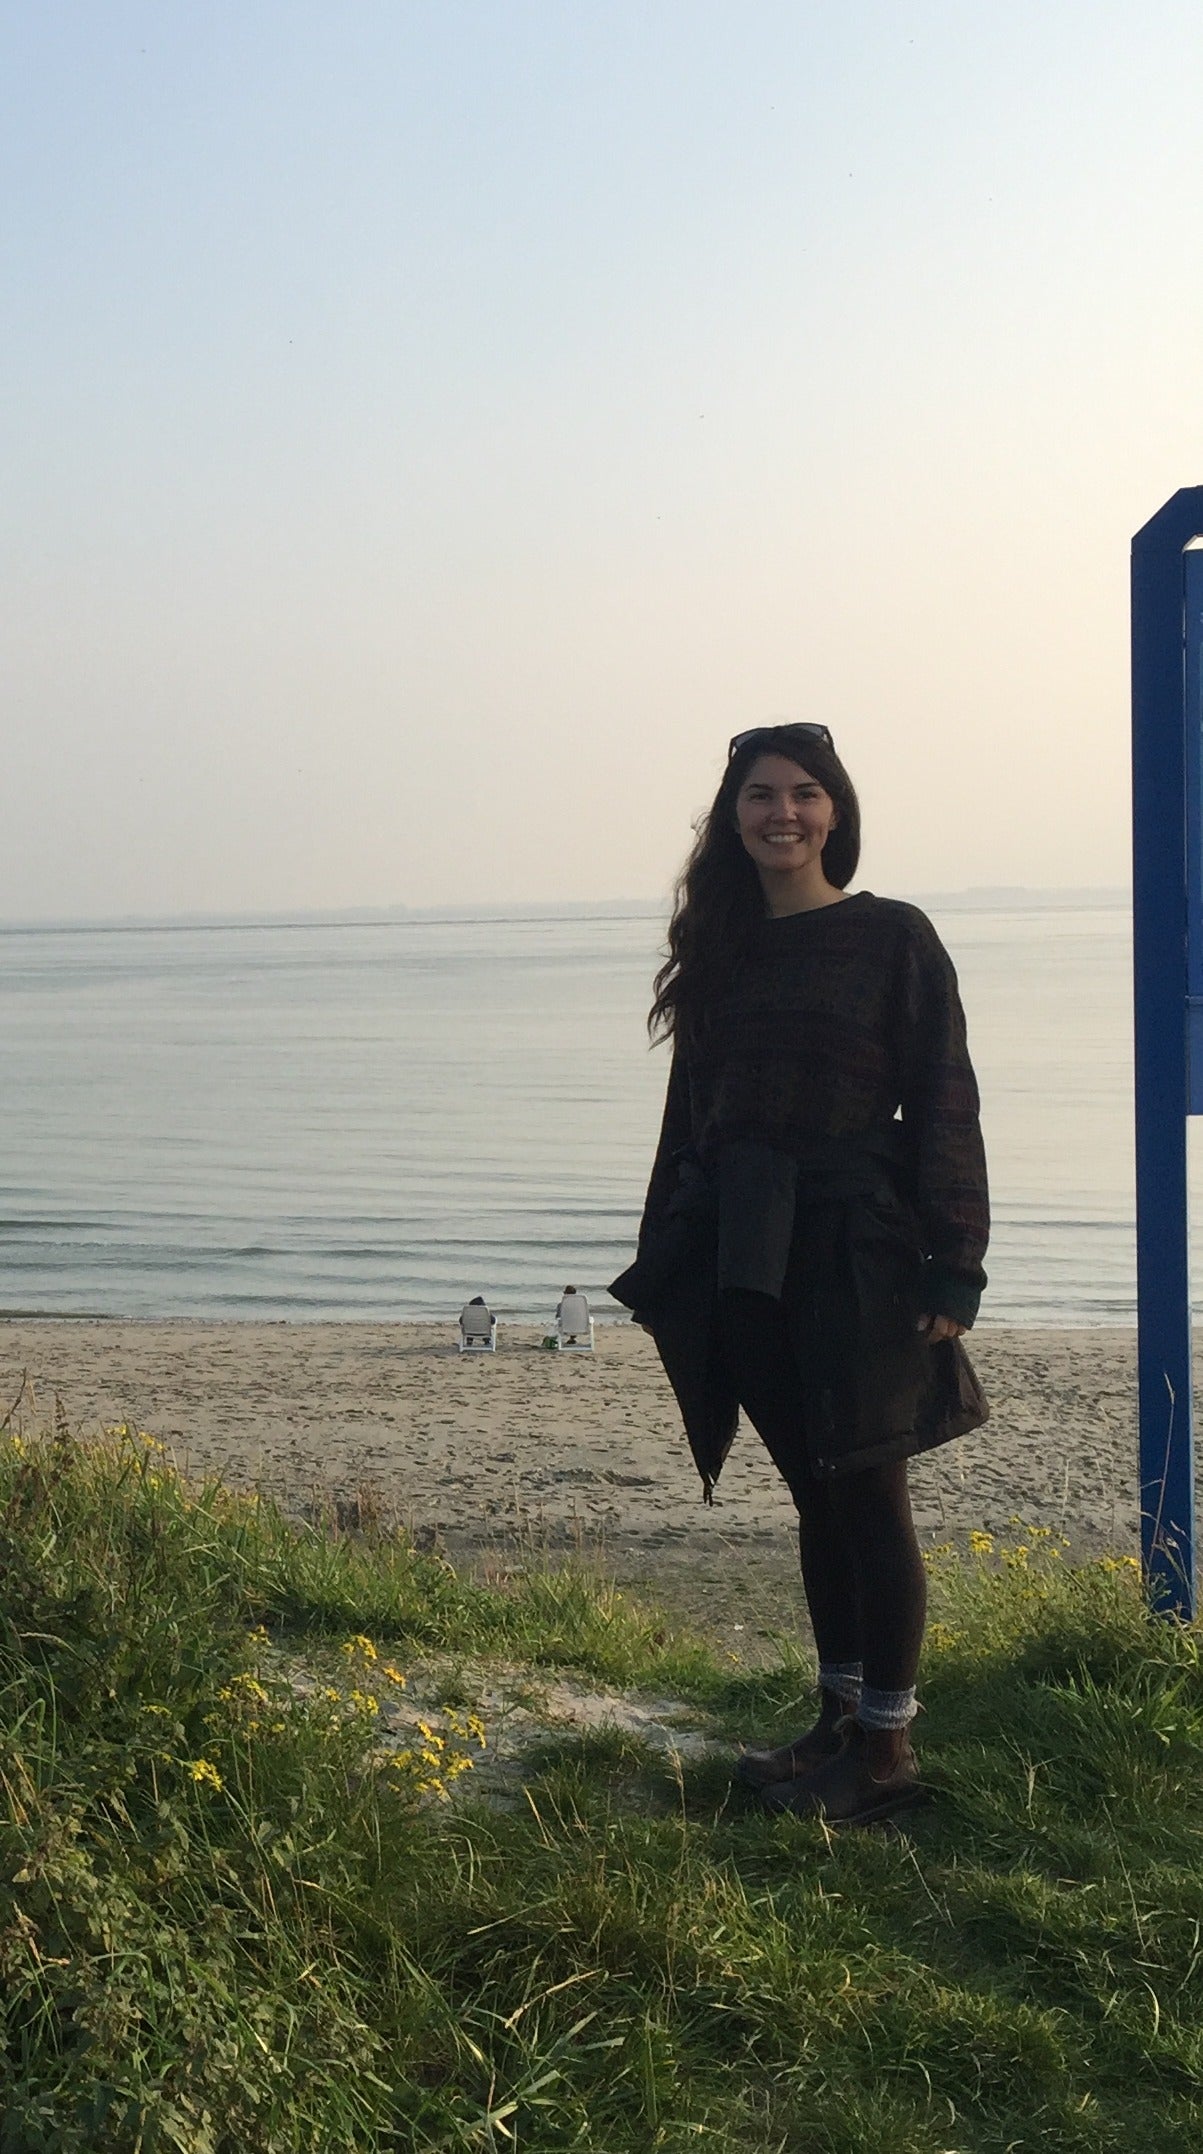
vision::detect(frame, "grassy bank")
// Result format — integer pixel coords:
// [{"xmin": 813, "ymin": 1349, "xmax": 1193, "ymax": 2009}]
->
[{"xmin": 1, "ymin": 1424, "xmax": 1201, "ymax": 2152}]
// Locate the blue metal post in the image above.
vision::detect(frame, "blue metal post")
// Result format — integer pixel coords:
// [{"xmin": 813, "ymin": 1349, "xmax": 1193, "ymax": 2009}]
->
[
  {"xmin": 1186, "ymin": 552, "xmax": 1203, "ymax": 1102},
  {"xmin": 1131, "ymin": 488, "xmax": 1203, "ymax": 1618}
]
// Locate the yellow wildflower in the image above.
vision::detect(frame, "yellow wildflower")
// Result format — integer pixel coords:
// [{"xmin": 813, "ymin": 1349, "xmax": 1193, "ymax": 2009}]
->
[
  {"xmin": 187, "ymin": 1758, "xmax": 224, "ymax": 1791},
  {"xmin": 968, "ymin": 1529, "xmax": 994, "ymax": 1556},
  {"xmin": 218, "ymin": 1673, "xmax": 270, "ymax": 1706},
  {"xmin": 341, "ymin": 1634, "xmax": 378, "ymax": 1662}
]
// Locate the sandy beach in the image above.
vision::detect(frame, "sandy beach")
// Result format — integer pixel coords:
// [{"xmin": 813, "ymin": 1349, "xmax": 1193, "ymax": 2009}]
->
[{"xmin": 0, "ymin": 1316, "xmax": 1156, "ymax": 1639}]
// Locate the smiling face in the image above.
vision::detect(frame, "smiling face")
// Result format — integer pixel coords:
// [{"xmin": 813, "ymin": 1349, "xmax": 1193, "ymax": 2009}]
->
[{"xmin": 733, "ymin": 752, "xmax": 842, "ymax": 911}]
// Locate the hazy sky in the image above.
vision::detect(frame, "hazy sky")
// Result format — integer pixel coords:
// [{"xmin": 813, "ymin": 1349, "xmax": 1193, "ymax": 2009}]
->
[{"xmin": 6, "ymin": 1, "xmax": 1203, "ymax": 919}]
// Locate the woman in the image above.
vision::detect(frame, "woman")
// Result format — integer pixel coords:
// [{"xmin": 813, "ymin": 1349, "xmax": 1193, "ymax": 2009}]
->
[{"xmin": 611, "ymin": 724, "xmax": 989, "ymax": 1826}]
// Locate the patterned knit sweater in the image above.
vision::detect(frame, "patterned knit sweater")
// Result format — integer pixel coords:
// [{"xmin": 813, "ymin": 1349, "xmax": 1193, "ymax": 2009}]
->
[{"xmin": 641, "ymin": 892, "xmax": 990, "ymax": 1326}]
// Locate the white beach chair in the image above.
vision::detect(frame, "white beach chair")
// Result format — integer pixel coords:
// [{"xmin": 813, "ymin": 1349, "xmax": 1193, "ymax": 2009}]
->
[
  {"xmin": 458, "ymin": 1297, "xmax": 497, "ymax": 1353},
  {"xmin": 555, "ymin": 1289, "xmax": 594, "ymax": 1353}
]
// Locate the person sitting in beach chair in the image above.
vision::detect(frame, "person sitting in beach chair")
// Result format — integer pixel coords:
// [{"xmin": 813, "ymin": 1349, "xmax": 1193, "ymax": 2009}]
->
[
  {"xmin": 458, "ymin": 1295, "xmax": 497, "ymax": 1353},
  {"xmin": 555, "ymin": 1286, "xmax": 594, "ymax": 1352}
]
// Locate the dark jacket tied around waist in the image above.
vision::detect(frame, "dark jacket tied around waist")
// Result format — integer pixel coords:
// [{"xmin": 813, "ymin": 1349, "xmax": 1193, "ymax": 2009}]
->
[{"xmin": 610, "ymin": 894, "xmax": 990, "ymax": 1498}]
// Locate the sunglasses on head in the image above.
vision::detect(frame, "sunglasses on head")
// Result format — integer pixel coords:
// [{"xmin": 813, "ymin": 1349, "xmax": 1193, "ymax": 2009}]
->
[{"xmin": 727, "ymin": 722, "xmax": 835, "ymax": 761}]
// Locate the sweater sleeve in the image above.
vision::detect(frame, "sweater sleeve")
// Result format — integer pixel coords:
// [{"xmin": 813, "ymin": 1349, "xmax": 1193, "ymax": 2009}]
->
[
  {"xmin": 895, "ymin": 916, "xmax": 990, "ymax": 1327},
  {"xmin": 637, "ymin": 1043, "xmax": 694, "ymax": 1248}
]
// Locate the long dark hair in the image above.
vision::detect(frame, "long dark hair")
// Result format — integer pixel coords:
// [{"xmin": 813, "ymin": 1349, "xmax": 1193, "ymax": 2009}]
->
[{"xmin": 649, "ymin": 726, "xmax": 861, "ymax": 1047}]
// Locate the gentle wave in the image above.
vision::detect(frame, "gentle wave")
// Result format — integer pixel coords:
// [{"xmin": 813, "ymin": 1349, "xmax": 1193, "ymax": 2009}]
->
[{"xmin": 0, "ymin": 900, "xmax": 1171, "ymax": 1324}]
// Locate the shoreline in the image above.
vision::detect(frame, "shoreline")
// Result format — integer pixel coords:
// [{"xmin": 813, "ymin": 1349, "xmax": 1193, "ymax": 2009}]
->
[{"xmin": 0, "ymin": 1309, "xmax": 1150, "ymax": 1330}]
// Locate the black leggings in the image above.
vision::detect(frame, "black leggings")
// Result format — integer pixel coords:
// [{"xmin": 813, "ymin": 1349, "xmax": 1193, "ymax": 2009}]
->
[{"xmin": 720, "ymin": 1290, "xmax": 927, "ymax": 1693}]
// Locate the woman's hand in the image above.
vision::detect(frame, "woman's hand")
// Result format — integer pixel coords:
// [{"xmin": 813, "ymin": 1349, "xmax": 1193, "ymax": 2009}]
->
[{"xmin": 917, "ymin": 1313, "xmax": 967, "ymax": 1342}]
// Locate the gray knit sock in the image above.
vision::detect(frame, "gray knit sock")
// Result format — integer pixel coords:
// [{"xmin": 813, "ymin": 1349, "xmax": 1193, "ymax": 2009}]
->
[
  {"xmin": 858, "ymin": 1684, "xmax": 917, "ymax": 1730},
  {"xmin": 818, "ymin": 1660, "xmax": 863, "ymax": 1705}
]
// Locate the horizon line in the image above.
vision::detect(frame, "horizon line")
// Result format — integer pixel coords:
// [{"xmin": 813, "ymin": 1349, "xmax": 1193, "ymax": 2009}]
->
[{"xmin": 0, "ymin": 884, "xmax": 1133, "ymax": 937}]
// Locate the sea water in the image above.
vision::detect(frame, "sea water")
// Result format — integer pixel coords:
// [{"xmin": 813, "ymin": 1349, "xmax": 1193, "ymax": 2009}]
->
[{"xmin": 0, "ymin": 897, "xmax": 1164, "ymax": 1324}]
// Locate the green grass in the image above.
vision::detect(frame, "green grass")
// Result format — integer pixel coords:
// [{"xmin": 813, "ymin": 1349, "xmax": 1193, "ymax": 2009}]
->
[{"xmin": 2, "ymin": 1426, "xmax": 1202, "ymax": 2150}]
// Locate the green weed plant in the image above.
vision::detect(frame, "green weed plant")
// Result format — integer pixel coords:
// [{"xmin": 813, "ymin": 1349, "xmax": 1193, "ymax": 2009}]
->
[{"xmin": 1, "ymin": 1425, "xmax": 1201, "ymax": 2151}]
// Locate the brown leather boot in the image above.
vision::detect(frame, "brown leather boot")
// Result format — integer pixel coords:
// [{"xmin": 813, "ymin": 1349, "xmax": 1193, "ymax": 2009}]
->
[
  {"xmin": 762, "ymin": 1717, "xmax": 928, "ymax": 1825},
  {"xmin": 735, "ymin": 1687, "xmax": 849, "ymax": 1791}
]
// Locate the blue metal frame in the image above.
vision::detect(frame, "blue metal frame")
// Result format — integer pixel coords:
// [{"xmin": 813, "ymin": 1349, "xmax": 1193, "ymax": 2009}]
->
[{"xmin": 1131, "ymin": 488, "xmax": 1203, "ymax": 1618}]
